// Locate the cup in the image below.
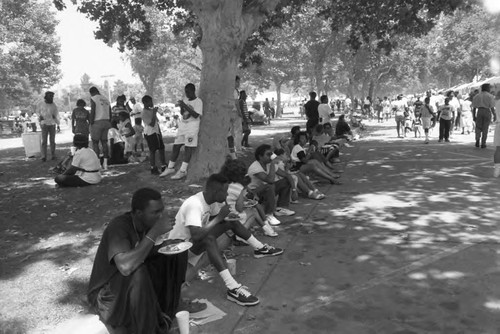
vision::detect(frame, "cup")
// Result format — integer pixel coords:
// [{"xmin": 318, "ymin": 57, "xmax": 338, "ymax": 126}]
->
[
  {"xmin": 227, "ymin": 258, "xmax": 237, "ymax": 276},
  {"xmin": 70, "ymin": 146, "xmax": 76, "ymax": 156},
  {"xmin": 175, "ymin": 310, "xmax": 190, "ymax": 334}
]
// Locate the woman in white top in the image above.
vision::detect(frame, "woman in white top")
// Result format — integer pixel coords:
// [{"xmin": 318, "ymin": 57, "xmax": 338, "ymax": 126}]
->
[
  {"xmin": 221, "ymin": 159, "xmax": 278, "ymax": 237},
  {"xmin": 290, "ymin": 131, "xmax": 341, "ymax": 184},
  {"xmin": 54, "ymin": 135, "xmax": 101, "ymax": 187}
]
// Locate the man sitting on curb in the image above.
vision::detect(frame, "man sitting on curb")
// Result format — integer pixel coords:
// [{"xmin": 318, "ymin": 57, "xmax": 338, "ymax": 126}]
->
[
  {"xmin": 167, "ymin": 173, "xmax": 284, "ymax": 306},
  {"xmin": 247, "ymin": 144, "xmax": 295, "ymax": 226},
  {"xmin": 87, "ymin": 188, "xmax": 187, "ymax": 333}
]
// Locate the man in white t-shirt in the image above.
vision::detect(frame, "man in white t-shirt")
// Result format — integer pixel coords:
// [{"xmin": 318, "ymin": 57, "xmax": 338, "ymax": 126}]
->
[
  {"xmin": 160, "ymin": 83, "xmax": 203, "ymax": 180},
  {"xmin": 35, "ymin": 91, "xmax": 60, "ymax": 161},
  {"xmin": 318, "ymin": 95, "xmax": 333, "ymax": 126},
  {"xmin": 89, "ymin": 86, "xmax": 112, "ymax": 170},
  {"xmin": 391, "ymin": 94, "xmax": 408, "ymax": 138},
  {"xmin": 247, "ymin": 144, "xmax": 295, "ymax": 224},
  {"xmin": 141, "ymin": 95, "xmax": 167, "ymax": 175},
  {"xmin": 168, "ymin": 174, "xmax": 283, "ymax": 306}
]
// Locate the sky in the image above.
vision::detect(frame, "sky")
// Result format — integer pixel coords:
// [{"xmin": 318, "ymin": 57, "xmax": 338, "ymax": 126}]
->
[{"xmin": 53, "ymin": 4, "xmax": 139, "ymax": 89}]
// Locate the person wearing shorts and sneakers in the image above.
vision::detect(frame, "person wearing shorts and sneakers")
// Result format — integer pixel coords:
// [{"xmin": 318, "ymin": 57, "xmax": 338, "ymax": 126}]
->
[
  {"xmin": 142, "ymin": 95, "xmax": 167, "ymax": 175},
  {"xmin": 160, "ymin": 83, "xmax": 203, "ymax": 180},
  {"xmin": 89, "ymin": 87, "xmax": 112, "ymax": 170},
  {"xmin": 167, "ymin": 173, "xmax": 283, "ymax": 306}
]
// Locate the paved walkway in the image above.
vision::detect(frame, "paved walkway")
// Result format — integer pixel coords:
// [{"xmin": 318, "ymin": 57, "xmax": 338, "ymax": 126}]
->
[
  {"xmin": 184, "ymin": 121, "xmax": 500, "ymax": 334},
  {"xmin": 46, "ymin": 120, "xmax": 500, "ymax": 333}
]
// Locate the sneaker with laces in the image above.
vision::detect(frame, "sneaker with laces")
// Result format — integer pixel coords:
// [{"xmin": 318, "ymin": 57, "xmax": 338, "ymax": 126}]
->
[
  {"xmin": 159, "ymin": 167, "xmax": 175, "ymax": 178},
  {"xmin": 227, "ymin": 285, "xmax": 259, "ymax": 306},
  {"xmin": 254, "ymin": 244, "xmax": 284, "ymax": 258},
  {"xmin": 262, "ymin": 224, "xmax": 278, "ymax": 237},
  {"xmin": 274, "ymin": 207, "xmax": 295, "ymax": 216},
  {"xmin": 171, "ymin": 170, "xmax": 187, "ymax": 180},
  {"xmin": 265, "ymin": 215, "xmax": 281, "ymax": 226}
]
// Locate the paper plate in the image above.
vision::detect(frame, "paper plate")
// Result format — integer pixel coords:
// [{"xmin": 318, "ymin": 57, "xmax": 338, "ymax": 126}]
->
[
  {"xmin": 158, "ymin": 241, "xmax": 193, "ymax": 255},
  {"xmin": 243, "ymin": 199, "xmax": 258, "ymax": 208}
]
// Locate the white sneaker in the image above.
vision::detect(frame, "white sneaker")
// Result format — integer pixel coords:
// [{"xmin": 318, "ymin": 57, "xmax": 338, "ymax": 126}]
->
[
  {"xmin": 171, "ymin": 170, "xmax": 187, "ymax": 180},
  {"xmin": 494, "ymin": 167, "xmax": 500, "ymax": 178},
  {"xmin": 275, "ymin": 207, "xmax": 295, "ymax": 216},
  {"xmin": 265, "ymin": 215, "xmax": 281, "ymax": 226},
  {"xmin": 262, "ymin": 224, "xmax": 278, "ymax": 237},
  {"xmin": 159, "ymin": 168, "xmax": 176, "ymax": 178}
]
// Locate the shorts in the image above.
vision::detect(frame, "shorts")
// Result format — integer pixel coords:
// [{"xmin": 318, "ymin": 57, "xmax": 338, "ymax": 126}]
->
[
  {"xmin": 494, "ymin": 124, "xmax": 500, "ymax": 146},
  {"xmin": 91, "ymin": 120, "xmax": 111, "ymax": 141},
  {"xmin": 174, "ymin": 132, "xmax": 199, "ymax": 147},
  {"xmin": 422, "ymin": 117, "xmax": 432, "ymax": 129},
  {"xmin": 395, "ymin": 115, "xmax": 405, "ymax": 124},
  {"xmin": 145, "ymin": 132, "xmax": 165, "ymax": 152}
]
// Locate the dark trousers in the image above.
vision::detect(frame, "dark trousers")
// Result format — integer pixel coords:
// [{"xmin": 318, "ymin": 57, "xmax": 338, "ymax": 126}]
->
[
  {"xmin": 255, "ymin": 179, "xmax": 291, "ymax": 214},
  {"xmin": 54, "ymin": 175, "xmax": 91, "ymax": 187},
  {"xmin": 306, "ymin": 119, "xmax": 319, "ymax": 134},
  {"xmin": 475, "ymin": 108, "xmax": 492, "ymax": 145},
  {"xmin": 41, "ymin": 124, "xmax": 56, "ymax": 159},
  {"xmin": 242, "ymin": 129, "xmax": 251, "ymax": 147},
  {"xmin": 439, "ymin": 119, "xmax": 451, "ymax": 140},
  {"xmin": 92, "ymin": 251, "xmax": 187, "ymax": 333}
]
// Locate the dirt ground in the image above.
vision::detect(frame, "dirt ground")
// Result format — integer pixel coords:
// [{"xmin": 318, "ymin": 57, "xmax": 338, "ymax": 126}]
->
[
  {"xmin": 0, "ymin": 117, "xmax": 305, "ymax": 334},
  {"xmin": 2, "ymin": 117, "xmax": 500, "ymax": 334}
]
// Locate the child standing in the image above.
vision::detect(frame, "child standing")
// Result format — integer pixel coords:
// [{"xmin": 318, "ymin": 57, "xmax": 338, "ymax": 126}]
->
[
  {"xmin": 133, "ymin": 117, "xmax": 145, "ymax": 153},
  {"xmin": 141, "ymin": 95, "xmax": 167, "ymax": 175},
  {"xmin": 118, "ymin": 111, "xmax": 135, "ymax": 159}
]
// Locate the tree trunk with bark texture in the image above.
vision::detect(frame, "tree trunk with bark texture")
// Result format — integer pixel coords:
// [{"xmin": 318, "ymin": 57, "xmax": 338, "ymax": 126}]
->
[
  {"xmin": 186, "ymin": 0, "xmax": 279, "ymax": 181},
  {"xmin": 276, "ymin": 82, "xmax": 282, "ymax": 118}
]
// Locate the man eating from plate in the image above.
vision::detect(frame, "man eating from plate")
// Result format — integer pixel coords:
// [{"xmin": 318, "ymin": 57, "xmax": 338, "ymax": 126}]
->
[
  {"xmin": 87, "ymin": 188, "xmax": 189, "ymax": 333},
  {"xmin": 168, "ymin": 173, "xmax": 284, "ymax": 306}
]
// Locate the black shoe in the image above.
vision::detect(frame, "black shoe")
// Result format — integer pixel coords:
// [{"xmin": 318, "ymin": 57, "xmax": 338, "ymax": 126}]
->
[
  {"xmin": 475, "ymin": 141, "xmax": 480, "ymax": 148},
  {"xmin": 481, "ymin": 144, "xmax": 487, "ymax": 149},
  {"xmin": 41, "ymin": 157, "xmax": 46, "ymax": 162},
  {"xmin": 160, "ymin": 165, "xmax": 167, "ymax": 173},
  {"xmin": 254, "ymin": 244, "xmax": 284, "ymax": 258},
  {"xmin": 151, "ymin": 167, "xmax": 160, "ymax": 175},
  {"xmin": 227, "ymin": 285, "xmax": 259, "ymax": 306}
]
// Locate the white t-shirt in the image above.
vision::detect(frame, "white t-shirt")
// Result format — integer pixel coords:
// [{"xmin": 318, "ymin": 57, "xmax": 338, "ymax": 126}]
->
[
  {"xmin": 438, "ymin": 105, "xmax": 455, "ymax": 121},
  {"xmin": 131, "ymin": 103, "xmax": 143, "ymax": 120},
  {"xmin": 449, "ymin": 97, "xmax": 461, "ymax": 112},
  {"xmin": 91, "ymin": 95, "xmax": 111, "ymax": 121},
  {"xmin": 461, "ymin": 100, "xmax": 472, "ymax": 112},
  {"xmin": 291, "ymin": 144, "xmax": 305, "ymax": 163},
  {"xmin": 108, "ymin": 128, "xmax": 124, "ymax": 143},
  {"xmin": 318, "ymin": 104, "xmax": 332, "ymax": 125},
  {"xmin": 72, "ymin": 148, "xmax": 102, "ymax": 184},
  {"xmin": 391, "ymin": 100, "xmax": 406, "ymax": 117},
  {"xmin": 178, "ymin": 97, "xmax": 203, "ymax": 135},
  {"xmin": 36, "ymin": 101, "xmax": 59, "ymax": 126},
  {"xmin": 141, "ymin": 108, "xmax": 160, "ymax": 136},
  {"xmin": 247, "ymin": 160, "xmax": 270, "ymax": 190},
  {"xmin": 168, "ymin": 192, "xmax": 222, "ymax": 241}
]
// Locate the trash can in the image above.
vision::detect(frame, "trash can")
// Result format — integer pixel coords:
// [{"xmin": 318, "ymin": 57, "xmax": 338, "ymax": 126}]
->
[{"xmin": 22, "ymin": 132, "xmax": 42, "ymax": 157}]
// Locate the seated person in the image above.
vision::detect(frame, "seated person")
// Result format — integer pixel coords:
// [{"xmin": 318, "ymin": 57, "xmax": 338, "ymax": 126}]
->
[
  {"xmin": 167, "ymin": 173, "xmax": 283, "ymax": 306},
  {"xmin": 87, "ymin": 188, "xmax": 187, "ymax": 333},
  {"xmin": 221, "ymin": 159, "xmax": 278, "ymax": 237},
  {"xmin": 247, "ymin": 144, "xmax": 296, "ymax": 225},
  {"xmin": 272, "ymin": 126, "xmax": 301, "ymax": 159},
  {"xmin": 291, "ymin": 131, "xmax": 341, "ymax": 185},
  {"xmin": 273, "ymin": 149, "xmax": 324, "ymax": 200},
  {"xmin": 108, "ymin": 120, "xmax": 128, "ymax": 165},
  {"xmin": 54, "ymin": 134, "xmax": 101, "ymax": 187},
  {"xmin": 311, "ymin": 124, "xmax": 341, "ymax": 164},
  {"xmin": 335, "ymin": 115, "xmax": 353, "ymax": 140}
]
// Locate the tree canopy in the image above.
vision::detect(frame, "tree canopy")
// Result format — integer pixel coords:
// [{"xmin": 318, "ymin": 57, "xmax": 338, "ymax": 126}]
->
[{"xmin": 1, "ymin": 0, "xmax": 61, "ymax": 112}]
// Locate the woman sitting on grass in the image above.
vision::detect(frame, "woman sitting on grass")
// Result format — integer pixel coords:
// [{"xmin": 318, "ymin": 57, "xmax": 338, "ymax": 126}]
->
[
  {"xmin": 54, "ymin": 134, "xmax": 101, "ymax": 187},
  {"xmin": 291, "ymin": 131, "xmax": 341, "ymax": 185},
  {"xmin": 221, "ymin": 159, "xmax": 278, "ymax": 237}
]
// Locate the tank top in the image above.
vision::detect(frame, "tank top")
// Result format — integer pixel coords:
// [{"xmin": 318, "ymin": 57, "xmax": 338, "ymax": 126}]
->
[{"xmin": 91, "ymin": 95, "xmax": 111, "ymax": 121}]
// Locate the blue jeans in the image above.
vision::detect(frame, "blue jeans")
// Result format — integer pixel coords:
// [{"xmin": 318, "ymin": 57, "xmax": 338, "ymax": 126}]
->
[{"xmin": 41, "ymin": 124, "xmax": 56, "ymax": 159}]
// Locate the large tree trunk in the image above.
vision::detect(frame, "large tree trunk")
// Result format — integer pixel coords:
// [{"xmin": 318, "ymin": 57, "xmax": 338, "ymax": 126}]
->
[{"xmin": 187, "ymin": 0, "xmax": 279, "ymax": 181}]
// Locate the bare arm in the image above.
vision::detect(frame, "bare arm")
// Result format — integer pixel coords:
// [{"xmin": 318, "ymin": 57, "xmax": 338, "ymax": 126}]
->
[
  {"xmin": 90, "ymin": 100, "xmax": 96, "ymax": 124},
  {"xmin": 253, "ymin": 162, "xmax": 276, "ymax": 184},
  {"xmin": 188, "ymin": 205, "xmax": 230, "ymax": 242},
  {"xmin": 178, "ymin": 100, "xmax": 200, "ymax": 119}
]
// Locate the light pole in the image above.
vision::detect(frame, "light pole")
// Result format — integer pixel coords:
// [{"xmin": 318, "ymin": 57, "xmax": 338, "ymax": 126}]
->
[{"xmin": 101, "ymin": 74, "xmax": 115, "ymax": 102}]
